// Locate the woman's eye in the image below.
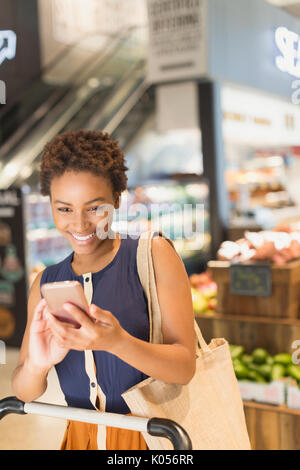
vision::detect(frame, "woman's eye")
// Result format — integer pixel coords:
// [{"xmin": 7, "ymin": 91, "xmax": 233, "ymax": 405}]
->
[{"xmin": 57, "ymin": 206, "xmax": 104, "ymax": 213}]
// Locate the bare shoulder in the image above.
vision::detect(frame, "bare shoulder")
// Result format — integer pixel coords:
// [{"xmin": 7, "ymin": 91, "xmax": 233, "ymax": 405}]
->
[
  {"xmin": 150, "ymin": 236, "xmax": 195, "ymax": 353},
  {"xmin": 151, "ymin": 236, "xmax": 187, "ymax": 280},
  {"xmin": 151, "ymin": 235, "xmax": 178, "ymax": 257}
]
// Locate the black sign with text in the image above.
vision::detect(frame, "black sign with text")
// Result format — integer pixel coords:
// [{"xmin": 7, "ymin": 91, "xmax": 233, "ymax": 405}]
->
[
  {"xmin": 230, "ymin": 263, "xmax": 272, "ymax": 297},
  {"xmin": 0, "ymin": 188, "xmax": 27, "ymax": 347},
  {"xmin": 0, "ymin": 0, "xmax": 41, "ymax": 108}
]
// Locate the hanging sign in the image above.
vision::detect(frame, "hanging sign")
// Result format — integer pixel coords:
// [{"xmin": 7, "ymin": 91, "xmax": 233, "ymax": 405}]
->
[{"xmin": 146, "ymin": 0, "xmax": 207, "ymax": 83}]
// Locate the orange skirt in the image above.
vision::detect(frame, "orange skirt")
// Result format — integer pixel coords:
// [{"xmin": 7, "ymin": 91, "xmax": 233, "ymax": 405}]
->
[{"xmin": 60, "ymin": 413, "xmax": 149, "ymax": 450}]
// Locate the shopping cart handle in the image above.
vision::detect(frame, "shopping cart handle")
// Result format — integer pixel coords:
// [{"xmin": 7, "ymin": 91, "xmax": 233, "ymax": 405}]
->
[
  {"xmin": 0, "ymin": 397, "xmax": 192, "ymax": 450},
  {"xmin": 147, "ymin": 417, "xmax": 192, "ymax": 450},
  {"xmin": 0, "ymin": 396, "xmax": 25, "ymax": 419}
]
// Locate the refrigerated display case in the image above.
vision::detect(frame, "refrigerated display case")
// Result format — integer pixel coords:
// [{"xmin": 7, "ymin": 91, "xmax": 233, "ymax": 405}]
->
[
  {"xmin": 227, "ymin": 155, "xmax": 295, "ymax": 214},
  {"xmin": 222, "ymin": 84, "xmax": 300, "ymax": 240},
  {"xmin": 225, "ymin": 153, "xmax": 300, "ymax": 240},
  {"xmin": 23, "ymin": 189, "xmax": 71, "ymax": 288},
  {"xmin": 112, "ymin": 176, "xmax": 211, "ymax": 275}
]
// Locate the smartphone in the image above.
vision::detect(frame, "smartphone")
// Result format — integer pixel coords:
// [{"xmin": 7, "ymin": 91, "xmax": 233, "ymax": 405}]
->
[{"xmin": 41, "ymin": 281, "xmax": 90, "ymax": 328}]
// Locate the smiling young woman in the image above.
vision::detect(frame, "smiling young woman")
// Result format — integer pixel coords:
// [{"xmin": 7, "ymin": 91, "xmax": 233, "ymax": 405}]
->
[
  {"xmin": 11, "ymin": 129, "xmax": 196, "ymax": 451},
  {"xmin": 50, "ymin": 171, "xmax": 122, "ymax": 276}
]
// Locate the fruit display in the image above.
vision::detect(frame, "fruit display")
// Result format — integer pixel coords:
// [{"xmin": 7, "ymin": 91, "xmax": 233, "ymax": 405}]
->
[
  {"xmin": 230, "ymin": 344, "xmax": 300, "ymax": 387},
  {"xmin": 218, "ymin": 228, "xmax": 300, "ymax": 265},
  {"xmin": 189, "ymin": 271, "xmax": 217, "ymax": 315}
]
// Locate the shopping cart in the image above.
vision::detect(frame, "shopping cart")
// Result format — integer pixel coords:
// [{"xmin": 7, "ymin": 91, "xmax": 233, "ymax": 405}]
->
[{"xmin": 0, "ymin": 396, "xmax": 192, "ymax": 450}]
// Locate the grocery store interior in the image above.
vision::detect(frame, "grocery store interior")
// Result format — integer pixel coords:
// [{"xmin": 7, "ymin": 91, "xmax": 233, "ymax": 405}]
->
[{"xmin": 1, "ymin": 0, "xmax": 300, "ymax": 450}]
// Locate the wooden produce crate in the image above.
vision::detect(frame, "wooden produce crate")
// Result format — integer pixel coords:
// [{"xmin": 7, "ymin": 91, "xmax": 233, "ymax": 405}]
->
[
  {"xmin": 244, "ymin": 401, "xmax": 300, "ymax": 450},
  {"xmin": 208, "ymin": 259, "xmax": 300, "ymax": 319},
  {"xmin": 195, "ymin": 314, "xmax": 300, "ymax": 356}
]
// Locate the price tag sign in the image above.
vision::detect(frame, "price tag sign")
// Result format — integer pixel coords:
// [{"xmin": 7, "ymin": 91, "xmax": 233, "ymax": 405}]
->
[{"xmin": 229, "ymin": 263, "xmax": 272, "ymax": 297}]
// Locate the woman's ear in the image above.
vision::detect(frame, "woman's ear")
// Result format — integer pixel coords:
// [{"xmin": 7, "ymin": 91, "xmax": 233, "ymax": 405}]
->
[{"xmin": 114, "ymin": 192, "xmax": 121, "ymax": 210}]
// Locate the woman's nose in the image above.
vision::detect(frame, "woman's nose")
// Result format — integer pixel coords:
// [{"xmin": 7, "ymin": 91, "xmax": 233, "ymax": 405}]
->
[{"xmin": 70, "ymin": 212, "xmax": 89, "ymax": 232}]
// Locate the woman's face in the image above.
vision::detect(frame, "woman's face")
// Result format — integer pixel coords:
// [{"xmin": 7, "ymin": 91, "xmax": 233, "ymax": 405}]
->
[{"xmin": 50, "ymin": 171, "xmax": 120, "ymax": 254}]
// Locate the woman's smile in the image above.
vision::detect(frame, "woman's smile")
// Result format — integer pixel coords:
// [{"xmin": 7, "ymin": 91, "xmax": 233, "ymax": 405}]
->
[{"xmin": 68, "ymin": 230, "xmax": 97, "ymax": 245}]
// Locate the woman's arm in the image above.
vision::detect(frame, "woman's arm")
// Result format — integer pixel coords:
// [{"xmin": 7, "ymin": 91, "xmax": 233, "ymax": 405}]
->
[
  {"xmin": 47, "ymin": 236, "xmax": 197, "ymax": 385},
  {"xmin": 110, "ymin": 236, "xmax": 196, "ymax": 384},
  {"xmin": 12, "ymin": 271, "xmax": 69, "ymax": 402},
  {"xmin": 11, "ymin": 271, "xmax": 49, "ymax": 402}
]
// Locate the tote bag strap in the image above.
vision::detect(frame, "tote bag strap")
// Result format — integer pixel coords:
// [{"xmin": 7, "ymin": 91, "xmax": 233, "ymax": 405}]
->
[
  {"xmin": 137, "ymin": 230, "xmax": 163, "ymax": 344},
  {"xmin": 137, "ymin": 230, "xmax": 211, "ymax": 353}
]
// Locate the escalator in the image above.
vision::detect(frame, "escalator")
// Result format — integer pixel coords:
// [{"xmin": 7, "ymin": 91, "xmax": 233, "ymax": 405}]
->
[
  {"xmin": 0, "ymin": 31, "xmax": 121, "ymax": 150},
  {"xmin": 0, "ymin": 26, "xmax": 153, "ymax": 190},
  {"xmin": 0, "ymin": 80, "xmax": 67, "ymax": 146}
]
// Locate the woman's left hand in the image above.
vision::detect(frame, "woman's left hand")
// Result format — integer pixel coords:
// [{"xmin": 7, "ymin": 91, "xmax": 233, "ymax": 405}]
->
[{"xmin": 45, "ymin": 303, "xmax": 124, "ymax": 352}]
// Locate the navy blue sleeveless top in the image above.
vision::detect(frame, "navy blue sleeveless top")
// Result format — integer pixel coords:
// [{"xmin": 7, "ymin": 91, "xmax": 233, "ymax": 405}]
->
[{"xmin": 40, "ymin": 235, "xmax": 150, "ymax": 414}]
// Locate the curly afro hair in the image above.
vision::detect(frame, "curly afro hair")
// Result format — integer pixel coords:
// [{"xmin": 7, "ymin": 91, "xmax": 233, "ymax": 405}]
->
[{"xmin": 39, "ymin": 129, "xmax": 128, "ymax": 198}]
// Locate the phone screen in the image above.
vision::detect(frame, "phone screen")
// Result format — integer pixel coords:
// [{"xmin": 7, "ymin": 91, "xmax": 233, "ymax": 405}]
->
[{"xmin": 41, "ymin": 281, "xmax": 89, "ymax": 328}]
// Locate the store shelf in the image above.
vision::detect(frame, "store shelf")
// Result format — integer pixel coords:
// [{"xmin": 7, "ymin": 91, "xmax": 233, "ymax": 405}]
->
[
  {"xmin": 195, "ymin": 313, "xmax": 300, "ymax": 355},
  {"xmin": 243, "ymin": 401, "xmax": 300, "ymax": 416},
  {"xmin": 195, "ymin": 311, "xmax": 300, "ymax": 327},
  {"xmin": 243, "ymin": 401, "xmax": 300, "ymax": 450}
]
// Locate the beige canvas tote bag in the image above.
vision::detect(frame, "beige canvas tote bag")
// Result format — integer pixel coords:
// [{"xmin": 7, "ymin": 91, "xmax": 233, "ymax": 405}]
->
[{"xmin": 121, "ymin": 230, "xmax": 251, "ymax": 450}]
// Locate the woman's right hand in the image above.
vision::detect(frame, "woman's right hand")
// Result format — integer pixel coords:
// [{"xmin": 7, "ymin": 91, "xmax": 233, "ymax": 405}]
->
[{"xmin": 27, "ymin": 298, "xmax": 69, "ymax": 372}]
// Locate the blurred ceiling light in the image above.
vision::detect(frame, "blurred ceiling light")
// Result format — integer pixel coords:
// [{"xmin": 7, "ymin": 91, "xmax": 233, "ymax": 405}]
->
[
  {"xmin": 5, "ymin": 163, "xmax": 18, "ymax": 178},
  {"xmin": 20, "ymin": 166, "xmax": 33, "ymax": 179},
  {"xmin": 88, "ymin": 77, "xmax": 101, "ymax": 89}
]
